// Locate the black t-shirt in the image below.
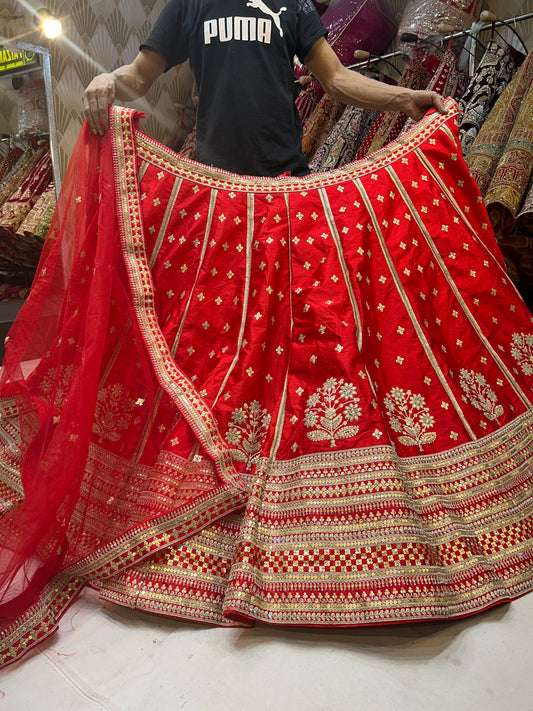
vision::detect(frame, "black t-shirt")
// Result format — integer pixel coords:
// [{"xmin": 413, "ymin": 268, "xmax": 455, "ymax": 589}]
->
[{"xmin": 141, "ymin": 0, "xmax": 327, "ymax": 176}]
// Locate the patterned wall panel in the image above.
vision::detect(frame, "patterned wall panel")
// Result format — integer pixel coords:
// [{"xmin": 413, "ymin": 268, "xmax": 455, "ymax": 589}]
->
[
  {"xmin": 1, "ymin": 0, "xmax": 193, "ymax": 176},
  {"xmin": 46, "ymin": 0, "xmax": 194, "ymax": 175}
]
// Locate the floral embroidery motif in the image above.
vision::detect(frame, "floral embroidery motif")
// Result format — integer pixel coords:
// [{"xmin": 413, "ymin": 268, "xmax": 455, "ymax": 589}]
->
[
  {"xmin": 459, "ymin": 369, "xmax": 504, "ymax": 421},
  {"xmin": 226, "ymin": 401, "xmax": 272, "ymax": 469},
  {"xmin": 384, "ymin": 388, "xmax": 436, "ymax": 450},
  {"xmin": 39, "ymin": 365, "xmax": 74, "ymax": 408},
  {"xmin": 304, "ymin": 378, "xmax": 362, "ymax": 447},
  {"xmin": 510, "ymin": 332, "xmax": 533, "ymax": 376},
  {"xmin": 92, "ymin": 384, "xmax": 135, "ymax": 443}
]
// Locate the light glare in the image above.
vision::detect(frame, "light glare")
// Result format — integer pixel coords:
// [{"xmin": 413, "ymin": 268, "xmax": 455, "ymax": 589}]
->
[{"xmin": 42, "ymin": 17, "xmax": 62, "ymax": 39}]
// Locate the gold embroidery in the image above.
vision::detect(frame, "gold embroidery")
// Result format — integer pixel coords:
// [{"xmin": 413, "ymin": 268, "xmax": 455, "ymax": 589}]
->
[
  {"xmin": 223, "ymin": 411, "xmax": 533, "ymax": 626},
  {"xmin": 5, "ymin": 103, "xmax": 530, "ymax": 667},
  {"xmin": 98, "ymin": 513, "xmax": 250, "ymax": 628},
  {"xmin": 0, "ymin": 488, "xmax": 247, "ymax": 666},
  {"xmin": 459, "ymin": 369, "xmax": 505, "ymax": 421},
  {"xmin": 386, "ymin": 162, "xmax": 532, "ymax": 412},
  {"xmin": 511, "ymin": 332, "xmax": 533, "ymax": 376},
  {"xmin": 149, "ymin": 176, "xmax": 182, "ymax": 268},
  {"xmin": 92, "ymin": 384, "xmax": 135, "ymax": 442},
  {"xmin": 0, "ymin": 397, "xmax": 24, "ymax": 512},
  {"xmin": 134, "ymin": 99, "xmax": 459, "ymax": 194},
  {"xmin": 213, "ymin": 192, "xmax": 255, "ymax": 406},
  {"xmin": 39, "ymin": 365, "xmax": 74, "ymax": 408},
  {"xmin": 318, "ymin": 189, "xmax": 363, "ymax": 350},
  {"xmin": 384, "ymin": 387, "xmax": 436, "ymax": 450},
  {"xmin": 355, "ymin": 175, "xmax": 476, "ymax": 439},
  {"xmin": 226, "ymin": 401, "xmax": 272, "ymax": 469},
  {"xmin": 110, "ymin": 108, "xmax": 244, "ymax": 490},
  {"xmin": 171, "ymin": 187, "xmax": 217, "ymax": 356},
  {"xmin": 304, "ymin": 378, "xmax": 362, "ymax": 447}
]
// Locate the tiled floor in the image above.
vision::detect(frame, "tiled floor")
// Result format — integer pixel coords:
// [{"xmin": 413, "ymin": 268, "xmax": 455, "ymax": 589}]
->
[{"xmin": 0, "ymin": 587, "xmax": 531, "ymax": 710}]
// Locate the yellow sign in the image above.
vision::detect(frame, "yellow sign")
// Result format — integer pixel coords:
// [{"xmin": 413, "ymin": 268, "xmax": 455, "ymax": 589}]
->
[{"xmin": 0, "ymin": 48, "xmax": 40, "ymax": 76}]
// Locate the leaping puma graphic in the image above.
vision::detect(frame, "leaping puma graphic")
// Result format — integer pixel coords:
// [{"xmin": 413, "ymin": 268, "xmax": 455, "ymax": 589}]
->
[{"xmin": 246, "ymin": 0, "xmax": 287, "ymax": 37}]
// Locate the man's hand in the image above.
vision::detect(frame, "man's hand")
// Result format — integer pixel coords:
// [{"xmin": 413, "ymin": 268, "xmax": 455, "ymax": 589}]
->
[
  {"xmin": 399, "ymin": 90, "xmax": 448, "ymax": 122},
  {"xmin": 82, "ymin": 49, "xmax": 167, "ymax": 136},
  {"xmin": 82, "ymin": 73, "xmax": 116, "ymax": 136}
]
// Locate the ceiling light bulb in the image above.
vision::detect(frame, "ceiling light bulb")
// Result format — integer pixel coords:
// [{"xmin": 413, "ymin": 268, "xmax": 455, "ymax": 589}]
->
[{"xmin": 42, "ymin": 16, "xmax": 62, "ymax": 39}]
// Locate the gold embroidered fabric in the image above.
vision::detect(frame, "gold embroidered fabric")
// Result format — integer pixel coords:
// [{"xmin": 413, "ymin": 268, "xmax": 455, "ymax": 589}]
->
[{"xmin": 0, "ymin": 102, "xmax": 532, "ymax": 668}]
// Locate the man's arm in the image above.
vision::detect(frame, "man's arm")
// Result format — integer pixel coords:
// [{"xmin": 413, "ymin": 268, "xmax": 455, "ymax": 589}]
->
[
  {"xmin": 304, "ymin": 38, "xmax": 447, "ymax": 121},
  {"xmin": 82, "ymin": 48, "xmax": 167, "ymax": 135}
]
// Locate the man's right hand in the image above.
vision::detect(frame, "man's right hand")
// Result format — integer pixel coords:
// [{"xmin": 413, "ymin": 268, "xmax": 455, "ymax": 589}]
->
[
  {"xmin": 81, "ymin": 50, "xmax": 167, "ymax": 136},
  {"xmin": 82, "ymin": 73, "xmax": 116, "ymax": 135}
]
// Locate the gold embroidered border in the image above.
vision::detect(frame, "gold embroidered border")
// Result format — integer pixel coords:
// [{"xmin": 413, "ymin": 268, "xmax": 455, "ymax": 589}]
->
[
  {"xmin": 222, "ymin": 414, "xmax": 533, "ymax": 623},
  {"xmin": 110, "ymin": 107, "xmax": 244, "ymax": 491},
  {"xmin": 99, "ymin": 582, "xmax": 250, "ymax": 627},
  {"xmin": 0, "ymin": 484, "xmax": 246, "ymax": 667},
  {"xmin": 0, "ymin": 396, "xmax": 24, "ymax": 511},
  {"xmin": 223, "ymin": 567, "xmax": 533, "ymax": 626},
  {"xmin": 99, "ymin": 515, "xmax": 250, "ymax": 627},
  {"xmin": 133, "ymin": 100, "xmax": 459, "ymax": 194},
  {"xmin": 248, "ymin": 408, "xmax": 533, "ymax": 477},
  {"xmin": 2, "ymin": 415, "xmax": 530, "ymax": 663}
]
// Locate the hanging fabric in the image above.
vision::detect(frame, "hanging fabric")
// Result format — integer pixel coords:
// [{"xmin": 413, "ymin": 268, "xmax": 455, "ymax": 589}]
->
[
  {"xmin": 0, "ymin": 144, "xmax": 23, "ymax": 187},
  {"xmin": 458, "ymin": 39, "xmax": 525, "ymax": 156},
  {"xmin": 16, "ymin": 181, "xmax": 56, "ymax": 244},
  {"xmin": 0, "ymin": 147, "xmax": 37, "ymax": 210},
  {"xmin": 309, "ymin": 105, "xmax": 380, "ymax": 171},
  {"xmin": 0, "ymin": 150, "xmax": 52, "ymax": 234},
  {"xmin": 355, "ymin": 55, "xmax": 430, "ymax": 159},
  {"xmin": 398, "ymin": 0, "xmax": 484, "ymax": 41},
  {"xmin": 517, "ymin": 180, "xmax": 533, "ymax": 235},
  {"xmin": 301, "ymin": 93, "xmax": 346, "ymax": 161},
  {"xmin": 483, "ymin": 62, "xmax": 533, "ymax": 237},
  {"xmin": 295, "ymin": 0, "xmax": 398, "ymax": 126},
  {"xmin": 466, "ymin": 50, "xmax": 533, "ymax": 198},
  {"xmin": 0, "ymin": 181, "xmax": 57, "ymax": 271}
]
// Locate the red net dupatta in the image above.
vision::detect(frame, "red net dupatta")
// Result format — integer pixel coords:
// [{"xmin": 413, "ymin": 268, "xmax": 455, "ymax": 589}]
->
[
  {"xmin": 0, "ymin": 111, "xmax": 246, "ymax": 665},
  {"xmin": 0, "ymin": 101, "xmax": 533, "ymax": 667}
]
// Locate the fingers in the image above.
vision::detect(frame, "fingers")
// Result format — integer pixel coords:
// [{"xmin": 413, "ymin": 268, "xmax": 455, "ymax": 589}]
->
[
  {"xmin": 408, "ymin": 91, "xmax": 448, "ymax": 121},
  {"xmin": 430, "ymin": 91, "xmax": 448, "ymax": 115},
  {"xmin": 407, "ymin": 96, "xmax": 426, "ymax": 122},
  {"xmin": 82, "ymin": 75, "xmax": 116, "ymax": 136},
  {"xmin": 82, "ymin": 94, "xmax": 108, "ymax": 136}
]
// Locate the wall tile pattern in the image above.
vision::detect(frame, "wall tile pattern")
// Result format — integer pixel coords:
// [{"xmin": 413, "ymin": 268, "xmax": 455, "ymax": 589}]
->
[{"xmin": 1, "ymin": 0, "xmax": 193, "ymax": 175}]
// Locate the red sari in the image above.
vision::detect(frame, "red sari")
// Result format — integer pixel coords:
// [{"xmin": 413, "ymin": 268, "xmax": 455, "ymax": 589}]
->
[{"xmin": 0, "ymin": 101, "xmax": 532, "ymax": 666}]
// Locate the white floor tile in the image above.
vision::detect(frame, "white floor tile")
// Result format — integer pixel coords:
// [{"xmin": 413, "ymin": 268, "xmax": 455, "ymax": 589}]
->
[{"xmin": 1, "ymin": 587, "xmax": 531, "ymax": 711}]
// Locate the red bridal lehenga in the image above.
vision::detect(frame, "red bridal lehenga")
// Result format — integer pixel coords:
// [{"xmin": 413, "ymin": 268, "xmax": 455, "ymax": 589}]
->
[{"xmin": 0, "ymin": 100, "xmax": 532, "ymax": 666}]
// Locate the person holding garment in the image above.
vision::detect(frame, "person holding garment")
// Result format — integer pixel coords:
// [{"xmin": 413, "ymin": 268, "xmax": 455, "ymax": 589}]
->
[{"xmin": 82, "ymin": 0, "xmax": 447, "ymax": 177}]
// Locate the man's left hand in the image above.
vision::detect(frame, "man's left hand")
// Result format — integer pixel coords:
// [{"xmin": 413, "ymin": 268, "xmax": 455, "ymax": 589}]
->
[{"xmin": 401, "ymin": 90, "xmax": 448, "ymax": 122}]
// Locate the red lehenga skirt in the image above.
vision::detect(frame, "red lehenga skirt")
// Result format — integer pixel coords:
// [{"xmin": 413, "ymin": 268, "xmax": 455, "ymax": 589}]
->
[{"xmin": 0, "ymin": 101, "xmax": 532, "ymax": 666}]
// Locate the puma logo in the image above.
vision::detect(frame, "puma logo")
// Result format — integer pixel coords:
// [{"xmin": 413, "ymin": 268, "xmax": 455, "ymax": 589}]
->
[
  {"xmin": 246, "ymin": 0, "xmax": 287, "ymax": 37},
  {"xmin": 203, "ymin": 1, "xmax": 288, "ymax": 45}
]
